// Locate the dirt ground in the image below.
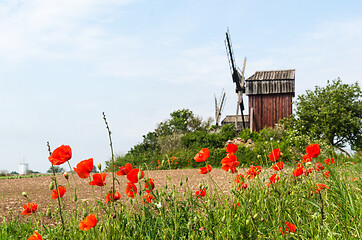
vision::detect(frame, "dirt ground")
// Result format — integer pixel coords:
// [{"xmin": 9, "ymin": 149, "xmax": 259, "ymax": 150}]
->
[{"xmin": 0, "ymin": 169, "xmax": 236, "ymax": 223}]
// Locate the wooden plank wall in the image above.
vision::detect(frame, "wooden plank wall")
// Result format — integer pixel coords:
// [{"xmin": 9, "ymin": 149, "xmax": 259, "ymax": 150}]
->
[{"xmin": 249, "ymin": 93, "xmax": 293, "ymax": 131}]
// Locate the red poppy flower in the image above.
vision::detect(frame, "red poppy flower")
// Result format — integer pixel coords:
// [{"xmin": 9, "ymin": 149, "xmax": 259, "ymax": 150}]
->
[
  {"xmin": 195, "ymin": 188, "xmax": 206, "ymax": 199},
  {"xmin": 127, "ymin": 168, "xmax": 144, "ymax": 183},
  {"xmin": 28, "ymin": 231, "xmax": 42, "ymax": 240},
  {"xmin": 79, "ymin": 214, "xmax": 97, "ymax": 231},
  {"xmin": 302, "ymin": 155, "xmax": 311, "ymax": 163},
  {"xmin": 292, "ymin": 164, "xmax": 304, "ymax": 177},
  {"xmin": 306, "ymin": 144, "xmax": 320, "ymax": 158},
  {"xmin": 270, "ymin": 174, "xmax": 279, "ymax": 184},
  {"xmin": 236, "ymin": 182, "xmax": 247, "ymax": 190},
  {"xmin": 234, "ymin": 174, "xmax": 244, "ymax": 183},
  {"xmin": 315, "ymin": 184, "xmax": 329, "ymax": 194},
  {"xmin": 74, "ymin": 158, "xmax": 93, "ymax": 179},
  {"xmin": 272, "ymin": 162, "xmax": 283, "ymax": 171},
  {"xmin": 48, "ymin": 145, "xmax": 72, "ymax": 166},
  {"xmin": 116, "ymin": 163, "xmax": 133, "ymax": 176},
  {"xmin": 89, "ymin": 173, "xmax": 107, "ymax": 186},
  {"xmin": 199, "ymin": 164, "xmax": 212, "ymax": 174},
  {"xmin": 126, "ymin": 182, "xmax": 137, "ymax": 198},
  {"xmin": 194, "ymin": 148, "xmax": 210, "ymax": 162},
  {"xmin": 314, "ymin": 162, "xmax": 324, "ymax": 171},
  {"xmin": 226, "ymin": 143, "xmax": 238, "ymax": 154},
  {"xmin": 145, "ymin": 178, "xmax": 155, "ymax": 193},
  {"xmin": 221, "ymin": 154, "xmax": 240, "ymax": 173},
  {"xmin": 51, "ymin": 185, "xmax": 66, "ymax": 199},
  {"xmin": 105, "ymin": 191, "xmax": 121, "ymax": 203},
  {"xmin": 306, "ymin": 168, "xmax": 313, "ymax": 174},
  {"xmin": 268, "ymin": 148, "xmax": 281, "ymax": 162},
  {"xmin": 21, "ymin": 202, "xmax": 38, "ymax": 216},
  {"xmin": 324, "ymin": 171, "xmax": 330, "ymax": 178},
  {"xmin": 143, "ymin": 193, "xmax": 154, "ymax": 203},
  {"xmin": 246, "ymin": 165, "xmax": 261, "ymax": 179},
  {"xmin": 280, "ymin": 221, "xmax": 296, "ymax": 235}
]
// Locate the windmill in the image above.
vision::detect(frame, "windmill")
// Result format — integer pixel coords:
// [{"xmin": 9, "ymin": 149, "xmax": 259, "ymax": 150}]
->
[
  {"xmin": 225, "ymin": 29, "xmax": 247, "ymax": 130},
  {"xmin": 214, "ymin": 89, "xmax": 226, "ymax": 126}
]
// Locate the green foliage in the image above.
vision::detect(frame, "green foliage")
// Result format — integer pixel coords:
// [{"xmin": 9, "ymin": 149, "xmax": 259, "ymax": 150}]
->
[
  {"xmin": 47, "ymin": 166, "xmax": 65, "ymax": 173},
  {"xmin": 292, "ymin": 79, "xmax": 361, "ymax": 151}
]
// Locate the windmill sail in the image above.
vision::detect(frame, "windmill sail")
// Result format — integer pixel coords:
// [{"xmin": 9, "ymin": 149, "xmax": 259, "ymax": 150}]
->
[{"xmin": 225, "ymin": 29, "xmax": 246, "ymax": 129}]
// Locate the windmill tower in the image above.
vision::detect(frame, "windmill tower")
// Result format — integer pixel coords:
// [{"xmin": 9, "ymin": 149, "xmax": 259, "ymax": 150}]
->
[
  {"xmin": 225, "ymin": 29, "xmax": 247, "ymax": 130},
  {"xmin": 214, "ymin": 89, "xmax": 226, "ymax": 126}
]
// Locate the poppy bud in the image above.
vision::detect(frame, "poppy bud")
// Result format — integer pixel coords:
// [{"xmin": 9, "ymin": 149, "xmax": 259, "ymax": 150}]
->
[
  {"xmin": 221, "ymin": 216, "xmax": 225, "ymax": 222},
  {"xmin": 260, "ymin": 218, "xmax": 264, "ymax": 222},
  {"xmin": 22, "ymin": 192, "xmax": 27, "ymax": 198},
  {"xmin": 185, "ymin": 177, "xmax": 188, "ymax": 182},
  {"xmin": 246, "ymin": 219, "xmax": 249, "ymax": 225},
  {"xmin": 46, "ymin": 208, "xmax": 52, "ymax": 217},
  {"xmin": 198, "ymin": 183, "xmax": 202, "ymax": 189},
  {"xmin": 257, "ymin": 155, "xmax": 261, "ymax": 159},
  {"xmin": 97, "ymin": 162, "xmax": 102, "ymax": 171},
  {"xmin": 137, "ymin": 170, "xmax": 143, "ymax": 180},
  {"xmin": 63, "ymin": 171, "xmax": 69, "ymax": 179},
  {"xmin": 179, "ymin": 180, "xmax": 183, "ymax": 187},
  {"xmin": 74, "ymin": 193, "xmax": 78, "ymax": 202},
  {"xmin": 49, "ymin": 181, "xmax": 54, "ymax": 190},
  {"xmin": 183, "ymin": 192, "xmax": 186, "ymax": 197},
  {"xmin": 253, "ymin": 213, "xmax": 258, "ymax": 219}
]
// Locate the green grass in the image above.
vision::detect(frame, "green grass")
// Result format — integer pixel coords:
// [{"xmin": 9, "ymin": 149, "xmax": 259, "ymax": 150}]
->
[{"xmin": 1, "ymin": 155, "xmax": 360, "ymax": 239}]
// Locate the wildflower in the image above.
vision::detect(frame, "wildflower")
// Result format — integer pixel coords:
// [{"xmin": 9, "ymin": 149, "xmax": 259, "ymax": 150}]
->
[
  {"xmin": 226, "ymin": 143, "xmax": 238, "ymax": 154},
  {"xmin": 155, "ymin": 202, "xmax": 162, "ymax": 208},
  {"xmin": 302, "ymin": 155, "xmax": 311, "ymax": 163},
  {"xmin": 280, "ymin": 221, "xmax": 296, "ymax": 235},
  {"xmin": 89, "ymin": 173, "xmax": 107, "ymax": 186},
  {"xmin": 199, "ymin": 164, "xmax": 212, "ymax": 174},
  {"xmin": 292, "ymin": 164, "xmax": 304, "ymax": 177},
  {"xmin": 246, "ymin": 165, "xmax": 261, "ymax": 179},
  {"xmin": 268, "ymin": 148, "xmax": 281, "ymax": 162},
  {"xmin": 20, "ymin": 202, "xmax": 38, "ymax": 216},
  {"xmin": 48, "ymin": 145, "xmax": 72, "ymax": 166},
  {"xmin": 324, "ymin": 158, "xmax": 336, "ymax": 165},
  {"xmin": 324, "ymin": 171, "xmax": 330, "ymax": 178},
  {"xmin": 28, "ymin": 231, "xmax": 42, "ymax": 240},
  {"xmin": 126, "ymin": 182, "xmax": 137, "ymax": 198},
  {"xmin": 63, "ymin": 171, "xmax": 69, "ymax": 179},
  {"xmin": 116, "ymin": 163, "xmax": 133, "ymax": 176},
  {"xmin": 79, "ymin": 214, "xmax": 97, "ymax": 231},
  {"xmin": 195, "ymin": 188, "xmax": 206, "ymax": 199},
  {"xmin": 51, "ymin": 185, "xmax": 66, "ymax": 199},
  {"xmin": 145, "ymin": 178, "xmax": 155, "ymax": 193},
  {"xmin": 234, "ymin": 174, "xmax": 244, "ymax": 183},
  {"xmin": 127, "ymin": 168, "xmax": 144, "ymax": 183},
  {"xmin": 314, "ymin": 162, "xmax": 324, "ymax": 171},
  {"xmin": 143, "ymin": 193, "xmax": 154, "ymax": 203},
  {"xmin": 272, "ymin": 162, "xmax": 283, "ymax": 171},
  {"xmin": 306, "ymin": 144, "xmax": 320, "ymax": 158},
  {"xmin": 236, "ymin": 182, "xmax": 247, "ymax": 190},
  {"xmin": 315, "ymin": 184, "xmax": 329, "ymax": 194},
  {"xmin": 270, "ymin": 174, "xmax": 279, "ymax": 184},
  {"xmin": 194, "ymin": 148, "xmax": 210, "ymax": 162},
  {"xmin": 221, "ymin": 153, "xmax": 239, "ymax": 173},
  {"xmin": 73, "ymin": 158, "xmax": 94, "ymax": 179},
  {"xmin": 306, "ymin": 168, "xmax": 313, "ymax": 174},
  {"xmin": 105, "ymin": 191, "xmax": 121, "ymax": 203}
]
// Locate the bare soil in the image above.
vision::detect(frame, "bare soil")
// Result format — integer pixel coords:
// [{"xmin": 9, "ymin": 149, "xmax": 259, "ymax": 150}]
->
[{"xmin": 0, "ymin": 169, "xmax": 235, "ymax": 224}]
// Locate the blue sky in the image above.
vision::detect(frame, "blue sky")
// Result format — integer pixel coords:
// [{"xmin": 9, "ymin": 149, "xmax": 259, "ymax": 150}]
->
[{"xmin": 0, "ymin": 0, "xmax": 361, "ymax": 173}]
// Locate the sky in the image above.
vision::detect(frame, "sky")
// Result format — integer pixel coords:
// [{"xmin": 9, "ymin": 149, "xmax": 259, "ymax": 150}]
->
[{"xmin": 0, "ymin": 0, "xmax": 361, "ymax": 173}]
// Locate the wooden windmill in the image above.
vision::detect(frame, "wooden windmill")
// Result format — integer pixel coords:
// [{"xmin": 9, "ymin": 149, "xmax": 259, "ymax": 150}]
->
[
  {"xmin": 214, "ymin": 89, "xmax": 226, "ymax": 126},
  {"xmin": 225, "ymin": 29, "xmax": 247, "ymax": 130}
]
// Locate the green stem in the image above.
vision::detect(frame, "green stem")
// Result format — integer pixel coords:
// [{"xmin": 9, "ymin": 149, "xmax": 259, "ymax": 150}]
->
[{"xmin": 47, "ymin": 142, "xmax": 65, "ymax": 229}]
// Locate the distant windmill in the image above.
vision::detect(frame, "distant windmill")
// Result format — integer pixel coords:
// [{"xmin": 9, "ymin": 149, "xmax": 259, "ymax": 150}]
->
[
  {"xmin": 214, "ymin": 89, "xmax": 226, "ymax": 126},
  {"xmin": 225, "ymin": 29, "xmax": 247, "ymax": 130}
]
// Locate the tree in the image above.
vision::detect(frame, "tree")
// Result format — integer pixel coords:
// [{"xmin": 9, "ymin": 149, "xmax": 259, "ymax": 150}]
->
[
  {"xmin": 293, "ymin": 78, "xmax": 361, "ymax": 151},
  {"xmin": 47, "ymin": 166, "xmax": 65, "ymax": 173}
]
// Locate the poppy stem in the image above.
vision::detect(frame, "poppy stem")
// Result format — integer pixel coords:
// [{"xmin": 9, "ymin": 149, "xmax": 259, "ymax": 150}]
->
[
  {"xmin": 319, "ymin": 192, "xmax": 325, "ymax": 225},
  {"xmin": 102, "ymin": 112, "xmax": 116, "ymax": 210},
  {"xmin": 66, "ymin": 161, "xmax": 79, "ymax": 202},
  {"xmin": 48, "ymin": 141, "xmax": 65, "ymax": 229}
]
